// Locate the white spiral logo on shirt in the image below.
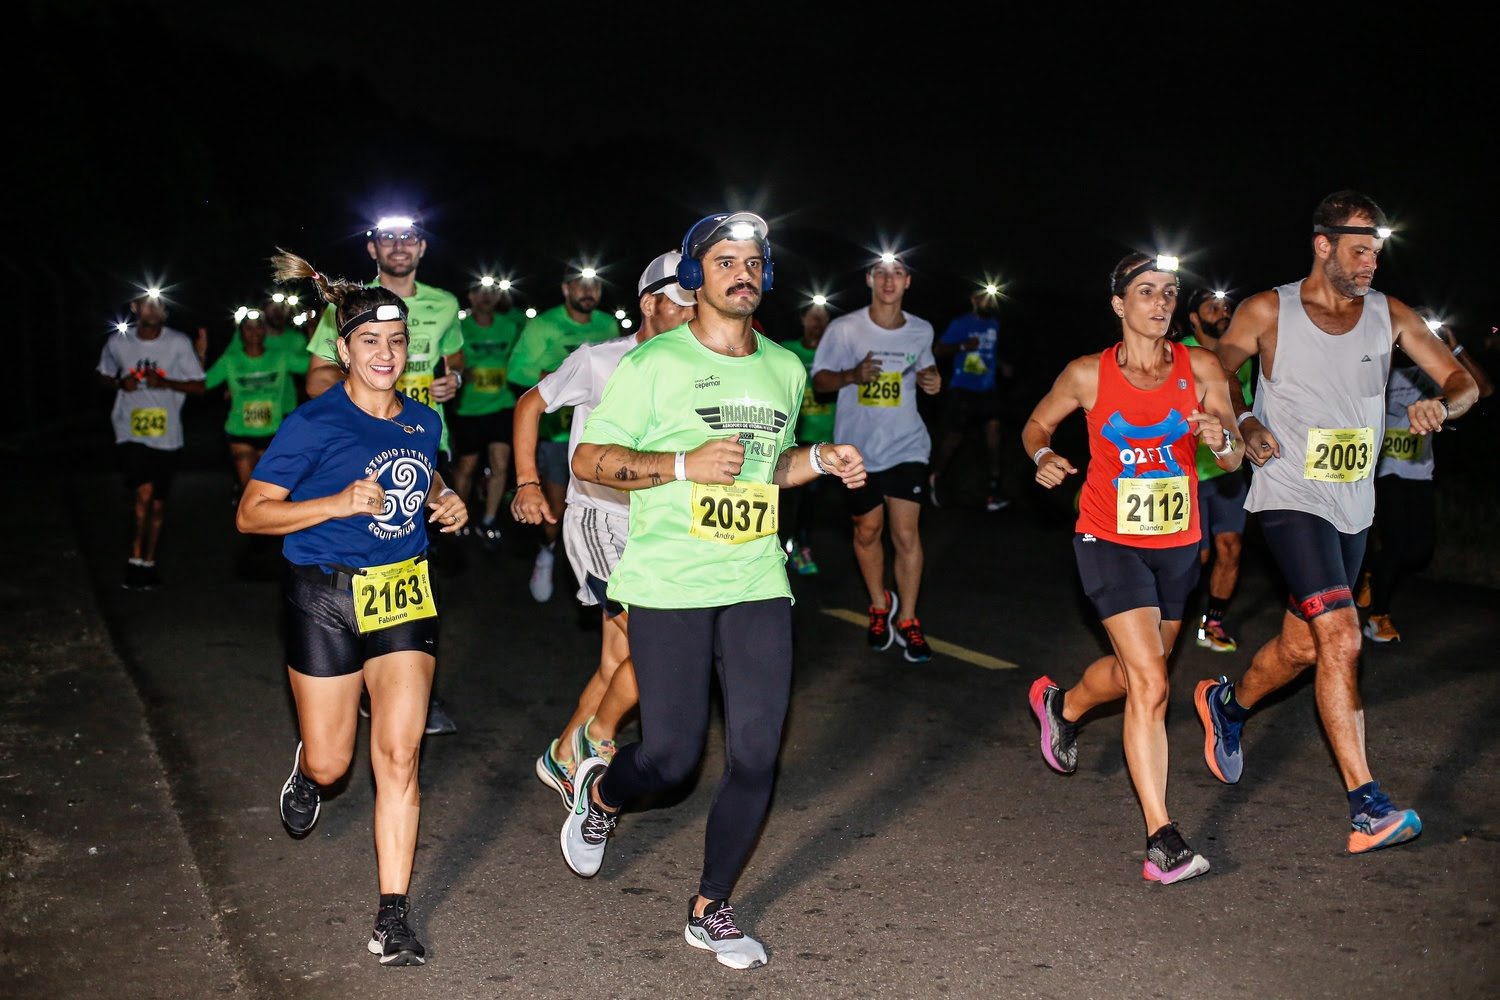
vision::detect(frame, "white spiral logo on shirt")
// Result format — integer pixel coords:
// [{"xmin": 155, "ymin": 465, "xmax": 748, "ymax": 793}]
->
[{"xmin": 376, "ymin": 456, "xmax": 430, "ymax": 526}]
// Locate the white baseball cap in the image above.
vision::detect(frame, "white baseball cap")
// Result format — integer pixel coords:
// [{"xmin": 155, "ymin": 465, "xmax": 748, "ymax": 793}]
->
[{"xmin": 637, "ymin": 251, "xmax": 696, "ymax": 307}]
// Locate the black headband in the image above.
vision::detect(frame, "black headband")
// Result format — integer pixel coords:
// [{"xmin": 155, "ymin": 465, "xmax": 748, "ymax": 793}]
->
[
  {"xmin": 1112, "ymin": 256, "xmax": 1179, "ymax": 296},
  {"xmin": 1313, "ymin": 224, "xmax": 1386, "ymax": 237},
  {"xmin": 338, "ymin": 302, "xmax": 408, "ymax": 338}
]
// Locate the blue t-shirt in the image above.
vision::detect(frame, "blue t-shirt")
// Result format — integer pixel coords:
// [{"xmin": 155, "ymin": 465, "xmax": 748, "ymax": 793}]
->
[
  {"xmin": 939, "ymin": 313, "xmax": 1001, "ymax": 393},
  {"xmin": 251, "ymin": 386, "xmax": 442, "ymax": 571}
]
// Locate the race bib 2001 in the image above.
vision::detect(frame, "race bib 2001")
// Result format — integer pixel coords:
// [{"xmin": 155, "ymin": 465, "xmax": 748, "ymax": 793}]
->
[{"xmin": 1380, "ymin": 427, "xmax": 1424, "ymax": 462}]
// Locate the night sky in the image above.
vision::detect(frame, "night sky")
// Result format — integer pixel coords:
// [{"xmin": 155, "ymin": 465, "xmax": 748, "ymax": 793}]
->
[{"xmin": 16, "ymin": 2, "xmax": 1493, "ymax": 426}]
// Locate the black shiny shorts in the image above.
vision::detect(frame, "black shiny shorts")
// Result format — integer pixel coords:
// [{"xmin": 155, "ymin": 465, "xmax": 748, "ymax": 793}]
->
[{"xmin": 283, "ymin": 564, "xmax": 440, "ymax": 678}]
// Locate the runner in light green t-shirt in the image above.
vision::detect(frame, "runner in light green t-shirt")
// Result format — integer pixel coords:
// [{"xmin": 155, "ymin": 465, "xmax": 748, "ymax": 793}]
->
[
  {"xmin": 507, "ymin": 298, "xmax": 620, "ymax": 443},
  {"xmin": 562, "ymin": 213, "xmax": 867, "ymax": 970},
  {"xmin": 582, "ymin": 324, "xmax": 810, "ymax": 608},
  {"xmin": 203, "ymin": 312, "xmax": 296, "ymax": 492}
]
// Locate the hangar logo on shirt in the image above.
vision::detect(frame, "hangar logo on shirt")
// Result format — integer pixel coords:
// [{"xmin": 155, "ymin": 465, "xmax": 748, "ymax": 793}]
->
[
  {"xmin": 363, "ymin": 448, "xmax": 434, "ymax": 540},
  {"xmin": 695, "ymin": 394, "xmax": 791, "ymax": 469}
]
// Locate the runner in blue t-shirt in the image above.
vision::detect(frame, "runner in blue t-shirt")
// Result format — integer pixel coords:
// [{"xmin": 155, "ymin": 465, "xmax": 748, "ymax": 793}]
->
[
  {"xmin": 237, "ymin": 251, "xmax": 468, "ymax": 969},
  {"xmin": 929, "ymin": 289, "xmax": 1013, "ymax": 511}
]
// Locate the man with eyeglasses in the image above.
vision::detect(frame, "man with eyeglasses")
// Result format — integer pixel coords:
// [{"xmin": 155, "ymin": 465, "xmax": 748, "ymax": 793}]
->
[{"xmin": 304, "ymin": 215, "xmax": 465, "ymax": 735}]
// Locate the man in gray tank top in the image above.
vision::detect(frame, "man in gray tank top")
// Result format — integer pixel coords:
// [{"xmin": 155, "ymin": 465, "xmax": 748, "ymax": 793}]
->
[{"xmin": 1190, "ymin": 190, "xmax": 1478, "ymax": 856}]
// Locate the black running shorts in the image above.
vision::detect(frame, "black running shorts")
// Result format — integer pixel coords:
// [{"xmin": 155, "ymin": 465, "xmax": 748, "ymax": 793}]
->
[
  {"xmin": 283, "ymin": 565, "xmax": 440, "ymax": 677},
  {"xmin": 1072, "ymin": 533, "xmax": 1201, "ymax": 621}
]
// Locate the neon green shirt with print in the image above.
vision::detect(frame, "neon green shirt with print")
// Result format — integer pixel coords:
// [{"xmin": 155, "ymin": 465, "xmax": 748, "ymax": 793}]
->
[
  {"xmin": 507, "ymin": 303, "xmax": 619, "ymax": 441},
  {"xmin": 581, "ymin": 325, "xmax": 806, "ymax": 609},
  {"xmin": 780, "ymin": 338, "xmax": 835, "ymax": 444},
  {"xmin": 204, "ymin": 341, "xmax": 299, "ymax": 437},
  {"xmin": 1181, "ymin": 333, "xmax": 1253, "ymax": 481},
  {"xmin": 455, "ymin": 312, "xmax": 523, "ymax": 415},
  {"xmin": 307, "ymin": 280, "xmax": 463, "ymax": 451},
  {"xmin": 226, "ymin": 327, "xmax": 309, "ymax": 414}
]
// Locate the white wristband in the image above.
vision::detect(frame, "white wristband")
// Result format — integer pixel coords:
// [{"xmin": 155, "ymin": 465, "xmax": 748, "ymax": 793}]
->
[
  {"xmin": 1236, "ymin": 410, "xmax": 1256, "ymax": 427},
  {"xmin": 674, "ymin": 451, "xmax": 686, "ymax": 481},
  {"xmin": 1032, "ymin": 446, "xmax": 1054, "ymax": 466},
  {"xmin": 438, "ymin": 487, "xmax": 456, "ymax": 498}
]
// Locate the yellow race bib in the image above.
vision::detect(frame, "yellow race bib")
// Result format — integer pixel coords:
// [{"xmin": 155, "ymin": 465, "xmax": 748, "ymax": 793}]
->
[
  {"xmin": 396, "ymin": 372, "xmax": 434, "ymax": 406},
  {"xmin": 689, "ymin": 481, "xmax": 780, "ymax": 544},
  {"xmin": 471, "ymin": 367, "xmax": 506, "ymax": 393},
  {"xmin": 242, "ymin": 400, "xmax": 274, "ymax": 429},
  {"xmin": 1304, "ymin": 427, "xmax": 1375, "ymax": 482},
  {"xmin": 858, "ymin": 370, "xmax": 902, "ymax": 407},
  {"xmin": 130, "ymin": 408, "xmax": 167, "ymax": 437},
  {"xmin": 352, "ymin": 556, "xmax": 437, "ymax": 634},
  {"xmin": 1116, "ymin": 475, "xmax": 1191, "ymax": 535},
  {"xmin": 1380, "ymin": 427, "xmax": 1424, "ymax": 462}
]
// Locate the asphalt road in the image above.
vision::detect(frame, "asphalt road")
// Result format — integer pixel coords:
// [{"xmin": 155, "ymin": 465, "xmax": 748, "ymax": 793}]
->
[{"xmin": 6, "ymin": 424, "xmax": 1498, "ymax": 1000}]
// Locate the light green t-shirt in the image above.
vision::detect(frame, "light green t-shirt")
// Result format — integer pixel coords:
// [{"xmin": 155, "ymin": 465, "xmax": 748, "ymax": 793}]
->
[
  {"xmin": 1181, "ymin": 333, "xmax": 1254, "ymax": 482},
  {"xmin": 506, "ymin": 304, "xmax": 619, "ymax": 441},
  {"xmin": 307, "ymin": 280, "xmax": 464, "ymax": 453},
  {"xmin": 226, "ymin": 327, "xmax": 309, "ymax": 414},
  {"xmin": 780, "ymin": 338, "xmax": 835, "ymax": 444},
  {"xmin": 455, "ymin": 312, "xmax": 523, "ymax": 415},
  {"xmin": 203, "ymin": 341, "xmax": 298, "ymax": 437},
  {"xmin": 580, "ymin": 325, "xmax": 806, "ymax": 609}
]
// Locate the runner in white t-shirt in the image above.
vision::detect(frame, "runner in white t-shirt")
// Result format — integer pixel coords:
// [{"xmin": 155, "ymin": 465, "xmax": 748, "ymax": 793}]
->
[
  {"xmin": 511, "ymin": 252, "xmax": 696, "ymax": 811},
  {"xmin": 811, "ymin": 255, "xmax": 942, "ymax": 661},
  {"xmin": 96, "ymin": 288, "xmax": 206, "ymax": 590}
]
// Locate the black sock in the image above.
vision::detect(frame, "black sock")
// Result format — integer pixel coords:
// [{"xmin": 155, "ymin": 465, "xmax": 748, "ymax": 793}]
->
[
  {"xmin": 378, "ymin": 893, "xmax": 408, "ymax": 916},
  {"xmin": 1206, "ymin": 596, "xmax": 1230, "ymax": 621},
  {"xmin": 1219, "ymin": 683, "xmax": 1248, "ymax": 721}
]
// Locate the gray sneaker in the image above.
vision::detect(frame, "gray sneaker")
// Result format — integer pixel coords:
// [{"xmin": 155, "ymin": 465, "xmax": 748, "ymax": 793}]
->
[
  {"xmin": 684, "ymin": 898, "xmax": 768, "ymax": 970},
  {"xmin": 424, "ymin": 697, "xmax": 457, "ymax": 736},
  {"xmin": 560, "ymin": 757, "xmax": 615, "ymax": 877}
]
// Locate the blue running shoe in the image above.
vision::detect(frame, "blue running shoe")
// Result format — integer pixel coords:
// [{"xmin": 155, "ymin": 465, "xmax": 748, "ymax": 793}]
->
[
  {"xmin": 1194, "ymin": 677, "xmax": 1243, "ymax": 784},
  {"xmin": 1348, "ymin": 783, "xmax": 1421, "ymax": 854}
]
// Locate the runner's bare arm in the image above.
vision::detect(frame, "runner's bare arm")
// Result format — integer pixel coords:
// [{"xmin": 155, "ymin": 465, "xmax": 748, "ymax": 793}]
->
[
  {"xmin": 1216, "ymin": 291, "xmax": 1280, "ymax": 463},
  {"xmin": 1389, "ymin": 297, "xmax": 1480, "ymax": 433},
  {"xmin": 572, "ymin": 439, "xmax": 746, "ymax": 490},
  {"xmin": 1021, "ymin": 356, "xmax": 1093, "ymax": 488},
  {"xmin": 236, "ymin": 477, "xmax": 380, "ymax": 535},
  {"xmin": 1187, "ymin": 346, "xmax": 1244, "ymax": 472},
  {"xmin": 773, "ymin": 443, "xmax": 866, "ymax": 489}
]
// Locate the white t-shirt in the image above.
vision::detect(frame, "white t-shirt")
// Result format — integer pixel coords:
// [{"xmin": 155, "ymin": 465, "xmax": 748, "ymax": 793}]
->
[
  {"xmin": 96, "ymin": 327, "xmax": 205, "ymax": 451},
  {"xmin": 537, "ymin": 334, "xmax": 639, "ymax": 513},
  {"xmin": 811, "ymin": 307, "xmax": 936, "ymax": 472}
]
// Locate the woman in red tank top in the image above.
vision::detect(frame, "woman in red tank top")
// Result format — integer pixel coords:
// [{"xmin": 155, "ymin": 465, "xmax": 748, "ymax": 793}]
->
[{"xmin": 1019, "ymin": 252, "xmax": 1244, "ymax": 885}]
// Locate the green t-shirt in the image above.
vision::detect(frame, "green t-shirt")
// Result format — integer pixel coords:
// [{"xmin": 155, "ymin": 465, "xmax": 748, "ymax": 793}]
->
[
  {"xmin": 506, "ymin": 303, "xmax": 619, "ymax": 441},
  {"xmin": 455, "ymin": 312, "xmax": 523, "ymax": 415},
  {"xmin": 580, "ymin": 325, "xmax": 806, "ymax": 609},
  {"xmin": 203, "ymin": 341, "xmax": 298, "ymax": 437},
  {"xmin": 1181, "ymin": 333, "xmax": 1254, "ymax": 482},
  {"xmin": 225, "ymin": 327, "xmax": 309, "ymax": 414},
  {"xmin": 307, "ymin": 280, "xmax": 464, "ymax": 453},
  {"xmin": 780, "ymin": 338, "xmax": 835, "ymax": 444}
]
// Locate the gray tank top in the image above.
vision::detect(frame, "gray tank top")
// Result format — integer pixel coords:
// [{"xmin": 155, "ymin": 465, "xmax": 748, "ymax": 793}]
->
[{"xmin": 1245, "ymin": 280, "xmax": 1391, "ymax": 533}]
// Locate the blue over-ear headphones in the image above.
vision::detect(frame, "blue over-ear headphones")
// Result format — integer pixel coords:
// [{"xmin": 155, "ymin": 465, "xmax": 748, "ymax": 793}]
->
[{"xmin": 676, "ymin": 213, "xmax": 774, "ymax": 292}]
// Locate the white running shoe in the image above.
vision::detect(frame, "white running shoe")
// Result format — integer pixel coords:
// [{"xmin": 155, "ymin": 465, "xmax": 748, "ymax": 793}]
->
[
  {"xmin": 530, "ymin": 544, "xmax": 555, "ymax": 602},
  {"xmin": 684, "ymin": 898, "xmax": 768, "ymax": 969},
  {"xmin": 560, "ymin": 757, "xmax": 615, "ymax": 877}
]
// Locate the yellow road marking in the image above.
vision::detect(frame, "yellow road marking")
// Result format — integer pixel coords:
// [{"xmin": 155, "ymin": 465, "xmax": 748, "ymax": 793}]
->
[{"xmin": 819, "ymin": 608, "xmax": 1018, "ymax": 670}]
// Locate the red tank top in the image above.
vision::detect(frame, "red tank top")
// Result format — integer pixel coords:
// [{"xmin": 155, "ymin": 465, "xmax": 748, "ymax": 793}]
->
[{"xmin": 1076, "ymin": 341, "xmax": 1203, "ymax": 547}]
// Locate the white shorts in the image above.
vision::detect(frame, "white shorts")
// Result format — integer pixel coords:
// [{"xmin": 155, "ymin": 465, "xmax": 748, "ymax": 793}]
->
[{"xmin": 562, "ymin": 504, "xmax": 629, "ymax": 607}]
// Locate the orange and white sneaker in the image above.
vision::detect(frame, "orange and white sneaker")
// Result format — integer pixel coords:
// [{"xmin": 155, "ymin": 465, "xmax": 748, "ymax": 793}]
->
[
  {"xmin": 1355, "ymin": 570, "xmax": 1373, "ymax": 608},
  {"xmin": 1362, "ymin": 614, "xmax": 1401, "ymax": 643}
]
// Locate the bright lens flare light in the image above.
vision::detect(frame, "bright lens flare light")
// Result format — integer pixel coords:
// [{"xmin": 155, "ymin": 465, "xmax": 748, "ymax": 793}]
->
[
  {"xmin": 1426, "ymin": 317, "xmax": 1444, "ymax": 333},
  {"xmin": 580, "ymin": 267, "xmax": 597, "ymax": 281},
  {"xmin": 621, "ymin": 318, "xmax": 634, "ymax": 330},
  {"xmin": 373, "ymin": 216, "xmax": 415, "ymax": 231},
  {"xmin": 1376, "ymin": 226, "xmax": 1393, "ymax": 239},
  {"xmin": 1155, "ymin": 255, "xmax": 1180, "ymax": 273},
  {"xmin": 614, "ymin": 308, "xmax": 626, "ymax": 320},
  {"xmin": 812, "ymin": 294, "xmax": 828, "ymax": 306},
  {"xmin": 525, "ymin": 307, "xmax": 537, "ymax": 319}
]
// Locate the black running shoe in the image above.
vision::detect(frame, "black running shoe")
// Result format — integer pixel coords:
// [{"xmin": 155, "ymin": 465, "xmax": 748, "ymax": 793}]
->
[
  {"xmin": 279, "ymin": 741, "xmax": 320, "ymax": 836},
  {"xmin": 367, "ymin": 898, "xmax": 426, "ymax": 966}
]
